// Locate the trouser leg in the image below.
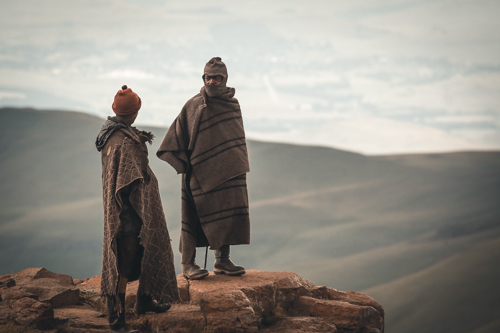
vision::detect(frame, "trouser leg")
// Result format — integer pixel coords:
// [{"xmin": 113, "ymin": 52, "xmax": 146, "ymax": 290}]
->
[
  {"xmin": 107, "ymin": 289, "xmax": 139, "ymax": 333},
  {"xmin": 117, "ymin": 234, "xmax": 141, "ymax": 280},
  {"xmin": 214, "ymin": 245, "xmax": 245, "ymax": 276},
  {"xmin": 179, "ymin": 194, "xmax": 209, "ymax": 280},
  {"xmin": 180, "ymin": 229, "xmax": 198, "ymax": 265},
  {"xmin": 109, "ymin": 293, "xmax": 139, "ymax": 333},
  {"xmin": 107, "ymin": 295, "xmax": 119, "ymax": 328},
  {"xmin": 180, "ymin": 243, "xmax": 209, "ymax": 280},
  {"xmin": 106, "ymin": 234, "xmax": 141, "ymax": 333}
]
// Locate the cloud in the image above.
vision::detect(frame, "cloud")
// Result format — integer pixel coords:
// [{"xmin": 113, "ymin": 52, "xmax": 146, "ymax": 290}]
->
[
  {"xmin": 0, "ymin": 91, "xmax": 26, "ymax": 101},
  {"xmin": 246, "ymin": 114, "xmax": 497, "ymax": 155},
  {"xmin": 98, "ymin": 70, "xmax": 155, "ymax": 80},
  {"xmin": 263, "ymin": 76, "xmax": 280, "ymax": 105},
  {"xmin": 0, "ymin": 0, "xmax": 499, "ymax": 154}
]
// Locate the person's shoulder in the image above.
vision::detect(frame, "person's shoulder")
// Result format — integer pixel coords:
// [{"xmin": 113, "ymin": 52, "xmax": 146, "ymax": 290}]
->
[
  {"xmin": 105, "ymin": 129, "xmax": 130, "ymax": 149},
  {"xmin": 184, "ymin": 93, "xmax": 203, "ymax": 108}
]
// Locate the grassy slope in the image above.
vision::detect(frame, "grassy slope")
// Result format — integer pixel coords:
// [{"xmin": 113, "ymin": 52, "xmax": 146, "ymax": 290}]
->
[
  {"xmin": 363, "ymin": 234, "xmax": 500, "ymax": 333},
  {"xmin": 246, "ymin": 144, "xmax": 500, "ymax": 291},
  {"xmin": 1, "ymin": 108, "xmax": 500, "ymax": 333},
  {"xmin": 0, "ymin": 108, "xmax": 178, "ymax": 277}
]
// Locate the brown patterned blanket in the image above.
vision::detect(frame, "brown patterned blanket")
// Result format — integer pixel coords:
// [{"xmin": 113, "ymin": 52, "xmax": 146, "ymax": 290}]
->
[{"xmin": 97, "ymin": 118, "xmax": 179, "ymax": 303}]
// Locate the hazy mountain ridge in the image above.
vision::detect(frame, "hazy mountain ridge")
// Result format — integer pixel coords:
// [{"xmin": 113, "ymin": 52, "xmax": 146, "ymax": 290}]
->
[
  {"xmin": 364, "ymin": 235, "xmax": 500, "ymax": 333},
  {"xmin": 1, "ymin": 107, "xmax": 500, "ymax": 333}
]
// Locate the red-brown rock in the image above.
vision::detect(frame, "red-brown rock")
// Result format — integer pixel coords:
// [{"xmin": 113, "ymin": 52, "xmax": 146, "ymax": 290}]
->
[
  {"xmin": 259, "ymin": 316, "xmax": 339, "ymax": 333},
  {"xmin": 11, "ymin": 268, "xmax": 80, "ymax": 308},
  {"xmin": 177, "ymin": 274, "xmax": 190, "ymax": 302},
  {"xmin": 10, "ymin": 297, "xmax": 54, "ymax": 329},
  {"xmin": 1, "ymin": 268, "xmax": 384, "ymax": 333},
  {"xmin": 1, "ymin": 287, "xmax": 37, "ymax": 305},
  {"xmin": 327, "ymin": 288, "xmax": 385, "ymax": 318},
  {"xmin": 293, "ymin": 296, "xmax": 383, "ymax": 332},
  {"xmin": 75, "ymin": 275, "xmax": 100, "ymax": 292},
  {"xmin": 54, "ymin": 305, "xmax": 109, "ymax": 331},
  {"xmin": 0, "ymin": 275, "xmax": 15, "ymax": 289},
  {"xmin": 134, "ymin": 303, "xmax": 206, "ymax": 333},
  {"xmin": 184, "ymin": 270, "xmax": 383, "ymax": 333},
  {"xmin": 0, "ymin": 305, "xmax": 16, "ymax": 325}
]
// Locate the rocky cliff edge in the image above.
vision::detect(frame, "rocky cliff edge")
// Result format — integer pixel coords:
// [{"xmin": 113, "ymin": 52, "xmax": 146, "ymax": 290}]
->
[{"xmin": 0, "ymin": 268, "xmax": 384, "ymax": 333}]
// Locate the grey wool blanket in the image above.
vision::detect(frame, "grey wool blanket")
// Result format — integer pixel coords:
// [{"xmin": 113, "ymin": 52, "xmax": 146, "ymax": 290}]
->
[
  {"xmin": 157, "ymin": 87, "xmax": 250, "ymax": 250},
  {"xmin": 97, "ymin": 118, "xmax": 179, "ymax": 305}
]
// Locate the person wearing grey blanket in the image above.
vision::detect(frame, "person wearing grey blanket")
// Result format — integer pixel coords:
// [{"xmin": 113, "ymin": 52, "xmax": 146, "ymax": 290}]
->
[{"xmin": 157, "ymin": 57, "xmax": 250, "ymax": 280}]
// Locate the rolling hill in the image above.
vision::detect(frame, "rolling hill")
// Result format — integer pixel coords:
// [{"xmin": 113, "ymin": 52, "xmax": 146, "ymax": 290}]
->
[{"xmin": 1, "ymin": 107, "xmax": 500, "ymax": 333}]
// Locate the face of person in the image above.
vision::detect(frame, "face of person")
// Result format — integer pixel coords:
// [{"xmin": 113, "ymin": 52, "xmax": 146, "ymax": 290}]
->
[
  {"xmin": 130, "ymin": 112, "xmax": 138, "ymax": 124},
  {"xmin": 205, "ymin": 75, "xmax": 223, "ymax": 85},
  {"xmin": 118, "ymin": 112, "xmax": 138, "ymax": 126}
]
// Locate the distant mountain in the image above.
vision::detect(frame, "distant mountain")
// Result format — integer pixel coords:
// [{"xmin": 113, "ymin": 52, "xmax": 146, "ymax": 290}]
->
[
  {"xmin": 1, "ymin": 107, "xmax": 500, "ymax": 333},
  {"xmin": 364, "ymin": 237, "xmax": 500, "ymax": 333}
]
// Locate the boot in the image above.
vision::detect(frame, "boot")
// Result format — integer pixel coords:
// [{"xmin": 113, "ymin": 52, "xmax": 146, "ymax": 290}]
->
[
  {"xmin": 107, "ymin": 293, "xmax": 139, "ymax": 333},
  {"xmin": 135, "ymin": 289, "xmax": 171, "ymax": 314},
  {"xmin": 107, "ymin": 295, "xmax": 119, "ymax": 329},
  {"xmin": 181, "ymin": 248, "xmax": 209, "ymax": 280},
  {"xmin": 214, "ymin": 245, "xmax": 245, "ymax": 276}
]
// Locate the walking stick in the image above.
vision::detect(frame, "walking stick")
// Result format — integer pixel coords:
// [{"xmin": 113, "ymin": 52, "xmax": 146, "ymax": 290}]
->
[{"xmin": 204, "ymin": 246, "xmax": 208, "ymax": 270}]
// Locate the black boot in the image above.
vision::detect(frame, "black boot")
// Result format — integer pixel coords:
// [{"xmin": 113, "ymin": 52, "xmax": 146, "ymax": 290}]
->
[
  {"xmin": 107, "ymin": 293, "xmax": 139, "ymax": 333},
  {"xmin": 135, "ymin": 288, "xmax": 171, "ymax": 314},
  {"xmin": 181, "ymin": 248, "xmax": 209, "ymax": 280},
  {"xmin": 107, "ymin": 295, "xmax": 120, "ymax": 329},
  {"xmin": 214, "ymin": 245, "xmax": 245, "ymax": 276}
]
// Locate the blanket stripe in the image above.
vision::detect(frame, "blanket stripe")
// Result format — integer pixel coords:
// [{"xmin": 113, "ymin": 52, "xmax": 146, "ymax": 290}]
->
[{"xmin": 157, "ymin": 88, "xmax": 250, "ymax": 250}]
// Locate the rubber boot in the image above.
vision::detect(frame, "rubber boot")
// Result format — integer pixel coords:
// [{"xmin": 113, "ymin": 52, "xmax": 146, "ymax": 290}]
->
[
  {"xmin": 108, "ymin": 293, "xmax": 139, "ymax": 333},
  {"xmin": 135, "ymin": 285, "xmax": 171, "ymax": 314},
  {"xmin": 181, "ymin": 247, "xmax": 209, "ymax": 280},
  {"xmin": 214, "ymin": 245, "xmax": 245, "ymax": 276}
]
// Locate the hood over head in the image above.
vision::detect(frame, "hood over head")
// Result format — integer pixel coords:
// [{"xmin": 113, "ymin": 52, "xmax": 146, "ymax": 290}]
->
[{"xmin": 203, "ymin": 57, "xmax": 229, "ymax": 97}]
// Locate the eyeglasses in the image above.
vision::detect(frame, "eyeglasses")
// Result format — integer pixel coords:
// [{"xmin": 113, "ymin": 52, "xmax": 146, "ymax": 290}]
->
[{"xmin": 204, "ymin": 75, "xmax": 223, "ymax": 84}]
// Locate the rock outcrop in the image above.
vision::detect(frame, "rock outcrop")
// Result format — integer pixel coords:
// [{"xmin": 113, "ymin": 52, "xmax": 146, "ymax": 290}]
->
[
  {"xmin": 0, "ymin": 268, "xmax": 384, "ymax": 333},
  {"xmin": 0, "ymin": 267, "xmax": 79, "ymax": 329}
]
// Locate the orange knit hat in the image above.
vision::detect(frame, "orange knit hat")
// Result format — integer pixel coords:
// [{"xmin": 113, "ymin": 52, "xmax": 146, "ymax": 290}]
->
[{"xmin": 112, "ymin": 85, "xmax": 141, "ymax": 116}]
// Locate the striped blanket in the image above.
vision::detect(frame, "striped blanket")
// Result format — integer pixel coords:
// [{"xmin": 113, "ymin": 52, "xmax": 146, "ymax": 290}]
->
[{"xmin": 157, "ymin": 87, "xmax": 250, "ymax": 250}]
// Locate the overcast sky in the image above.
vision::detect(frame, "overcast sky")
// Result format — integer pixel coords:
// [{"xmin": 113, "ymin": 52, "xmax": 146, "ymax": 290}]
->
[{"xmin": 1, "ymin": 0, "xmax": 499, "ymax": 154}]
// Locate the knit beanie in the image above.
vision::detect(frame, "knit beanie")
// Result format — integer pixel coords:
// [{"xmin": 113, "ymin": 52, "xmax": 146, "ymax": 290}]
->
[
  {"xmin": 112, "ymin": 85, "xmax": 141, "ymax": 116},
  {"xmin": 203, "ymin": 57, "xmax": 229, "ymax": 97},
  {"xmin": 204, "ymin": 57, "xmax": 228, "ymax": 78}
]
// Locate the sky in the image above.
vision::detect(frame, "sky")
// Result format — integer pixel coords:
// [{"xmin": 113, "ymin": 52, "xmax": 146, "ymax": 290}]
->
[{"xmin": 1, "ymin": 0, "xmax": 499, "ymax": 154}]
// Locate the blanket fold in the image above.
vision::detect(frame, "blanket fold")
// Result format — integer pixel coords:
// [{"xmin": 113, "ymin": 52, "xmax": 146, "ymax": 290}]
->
[
  {"xmin": 98, "ymin": 119, "xmax": 179, "ymax": 304},
  {"xmin": 157, "ymin": 87, "xmax": 250, "ymax": 250},
  {"xmin": 158, "ymin": 88, "xmax": 250, "ymax": 193}
]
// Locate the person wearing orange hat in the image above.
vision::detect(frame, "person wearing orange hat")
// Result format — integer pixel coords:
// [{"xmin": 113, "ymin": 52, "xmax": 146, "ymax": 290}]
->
[{"xmin": 96, "ymin": 86, "xmax": 179, "ymax": 333}]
